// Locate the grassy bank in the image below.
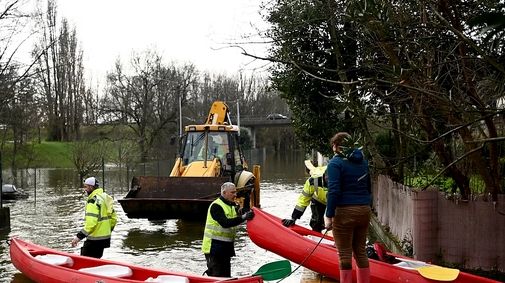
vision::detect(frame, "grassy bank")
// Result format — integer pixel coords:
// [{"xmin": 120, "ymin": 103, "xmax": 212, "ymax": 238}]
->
[{"xmin": 1, "ymin": 141, "xmax": 74, "ymax": 169}]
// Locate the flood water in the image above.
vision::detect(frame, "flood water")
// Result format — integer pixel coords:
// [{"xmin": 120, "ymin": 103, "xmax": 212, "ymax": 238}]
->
[{"xmin": 0, "ymin": 149, "xmax": 315, "ymax": 283}]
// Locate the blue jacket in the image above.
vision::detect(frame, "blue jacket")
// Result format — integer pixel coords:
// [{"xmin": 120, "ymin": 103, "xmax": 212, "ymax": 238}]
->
[{"xmin": 325, "ymin": 148, "xmax": 371, "ymax": 218}]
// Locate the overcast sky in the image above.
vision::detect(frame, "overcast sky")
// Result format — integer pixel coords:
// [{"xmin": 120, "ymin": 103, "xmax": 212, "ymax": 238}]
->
[{"xmin": 56, "ymin": 0, "xmax": 270, "ymax": 82}]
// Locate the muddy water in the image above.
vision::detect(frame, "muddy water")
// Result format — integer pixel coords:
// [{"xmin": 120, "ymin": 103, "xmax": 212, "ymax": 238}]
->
[{"xmin": 0, "ymin": 150, "xmax": 316, "ymax": 283}]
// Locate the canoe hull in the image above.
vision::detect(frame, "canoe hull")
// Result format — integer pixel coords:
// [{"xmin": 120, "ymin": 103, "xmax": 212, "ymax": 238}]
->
[
  {"xmin": 10, "ymin": 238, "xmax": 263, "ymax": 283},
  {"xmin": 246, "ymin": 207, "xmax": 499, "ymax": 283}
]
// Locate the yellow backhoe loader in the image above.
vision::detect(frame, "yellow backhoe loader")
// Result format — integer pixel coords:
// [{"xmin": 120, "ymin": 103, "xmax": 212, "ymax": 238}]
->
[{"xmin": 119, "ymin": 101, "xmax": 260, "ymax": 220}]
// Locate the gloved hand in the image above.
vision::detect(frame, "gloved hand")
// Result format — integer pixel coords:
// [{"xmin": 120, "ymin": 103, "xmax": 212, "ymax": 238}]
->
[
  {"xmin": 282, "ymin": 218, "xmax": 296, "ymax": 227},
  {"xmin": 324, "ymin": 216, "xmax": 333, "ymax": 230},
  {"xmin": 242, "ymin": 210, "xmax": 255, "ymax": 221}
]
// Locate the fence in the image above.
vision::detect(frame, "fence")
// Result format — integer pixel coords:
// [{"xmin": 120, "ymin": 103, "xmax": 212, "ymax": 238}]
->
[{"xmin": 373, "ymin": 174, "xmax": 505, "ymax": 272}]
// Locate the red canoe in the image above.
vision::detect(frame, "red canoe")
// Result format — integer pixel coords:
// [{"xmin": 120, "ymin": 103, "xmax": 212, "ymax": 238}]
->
[
  {"xmin": 10, "ymin": 238, "xmax": 263, "ymax": 283},
  {"xmin": 247, "ymin": 207, "xmax": 500, "ymax": 283}
]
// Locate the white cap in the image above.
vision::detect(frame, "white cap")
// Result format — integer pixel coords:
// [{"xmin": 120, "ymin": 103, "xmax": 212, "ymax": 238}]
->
[{"xmin": 84, "ymin": 177, "xmax": 97, "ymax": 187}]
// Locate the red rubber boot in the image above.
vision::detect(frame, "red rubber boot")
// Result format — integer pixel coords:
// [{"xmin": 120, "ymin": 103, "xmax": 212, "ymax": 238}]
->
[
  {"xmin": 357, "ymin": 267, "xmax": 370, "ymax": 283},
  {"xmin": 340, "ymin": 269, "xmax": 353, "ymax": 283}
]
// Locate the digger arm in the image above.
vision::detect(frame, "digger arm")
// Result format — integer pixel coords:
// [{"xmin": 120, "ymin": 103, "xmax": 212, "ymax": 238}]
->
[{"xmin": 205, "ymin": 101, "xmax": 231, "ymax": 125}]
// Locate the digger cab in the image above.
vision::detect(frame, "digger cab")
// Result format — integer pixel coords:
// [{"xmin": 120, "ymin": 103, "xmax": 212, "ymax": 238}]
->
[
  {"xmin": 170, "ymin": 101, "xmax": 247, "ymax": 179},
  {"xmin": 178, "ymin": 130, "xmax": 246, "ymax": 177}
]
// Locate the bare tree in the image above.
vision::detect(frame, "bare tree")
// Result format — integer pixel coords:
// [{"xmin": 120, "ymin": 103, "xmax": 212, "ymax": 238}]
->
[
  {"xmin": 32, "ymin": 0, "xmax": 87, "ymax": 141},
  {"xmin": 71, "ymin": 140, "xmax": 109, "ymax": 182},
  {"xmin": 0, "ymin": 0, "xmax": 44, "ymax": 173},
  {"xmin": 102, "ymin": 50, "xmax": 198, "ymax": 161}
]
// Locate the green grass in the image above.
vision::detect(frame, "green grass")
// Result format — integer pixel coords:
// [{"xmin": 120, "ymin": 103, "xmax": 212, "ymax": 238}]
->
[
  {"xmin": 1, "ymin": 141, "xmax": 74, "ymax": 168},
  {"xmin": 31, "ymin": 141, "xmax": 74, "ymax": 168}
]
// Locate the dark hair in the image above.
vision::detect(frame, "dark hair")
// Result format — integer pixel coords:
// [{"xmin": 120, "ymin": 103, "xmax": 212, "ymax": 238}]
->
[{"xmin": 330, "ymin": 132, "xmax": 351, "ymax": 147}]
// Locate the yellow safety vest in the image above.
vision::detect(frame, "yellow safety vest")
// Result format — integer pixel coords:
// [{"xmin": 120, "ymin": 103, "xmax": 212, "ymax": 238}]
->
[
  {"xmin": 81, "ymin": 188, "xmax": 117, "ymax": 241},
  {"xmin": 294, "ymin": 178, "xmax": 327, "ymax": 214},
  {"xmin": 201, "ymin": 198, "xmax": 237, "ymax": 254}
]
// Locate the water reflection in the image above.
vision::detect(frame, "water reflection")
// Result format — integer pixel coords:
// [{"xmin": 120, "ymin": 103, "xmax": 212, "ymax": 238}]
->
[
  {"xmin": 1, "ymin": 150, "xmax": 309, "ymax": 283},
  {"xmin": 123, "ymin": 220, "xmax": 205, "ymax": 251},
  {"xmin": 245, "ymin": 148, "xmax": 306, "ymax": 183}
]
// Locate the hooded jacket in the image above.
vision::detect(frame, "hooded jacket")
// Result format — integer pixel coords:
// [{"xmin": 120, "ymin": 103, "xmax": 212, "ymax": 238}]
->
[
  {"xmin": 325, "ymin": 148, "xmax": 371, "ymax": 218},
  {"xmin": 291, "ymin": 177, "xmax": 327, "ymax": 220},
  {"xmin": 77, "ymin": 188, "xmax": 117, "ymax": 243}
]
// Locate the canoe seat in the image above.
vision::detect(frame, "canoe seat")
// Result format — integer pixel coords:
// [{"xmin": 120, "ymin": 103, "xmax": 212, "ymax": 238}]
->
[
  {"xmin": 79, "ymin": 264, "xmax": 133, "ymax": 278},
  {"xmin": 305, "ymin": 235, "xmax": 335, "ymax": 246},
  {"xmin": 145, "ymin": 275, "xmax": 190, "ymax": 283},
  {"xmin": 34, "ymin": 254, "xmax": 74, "ymax": 267},
  {"xmin": 394, "ymin": 260, "xmax": 430, "ymax": 270}
]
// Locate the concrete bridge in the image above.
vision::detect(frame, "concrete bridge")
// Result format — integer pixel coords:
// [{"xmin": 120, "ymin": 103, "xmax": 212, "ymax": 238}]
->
[{"xmin": 235, "ymin": 115, "xmax": 292, "ymax": 148}]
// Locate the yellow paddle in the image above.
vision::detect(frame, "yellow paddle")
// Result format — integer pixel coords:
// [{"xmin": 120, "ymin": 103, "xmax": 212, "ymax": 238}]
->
[
  {"xmin": 417, "ymin": 266, "xmax": 460, "ymax": 281},
  {"xmin": 395, "ymin": 257, "xmax": 460, "ymax": 281}
]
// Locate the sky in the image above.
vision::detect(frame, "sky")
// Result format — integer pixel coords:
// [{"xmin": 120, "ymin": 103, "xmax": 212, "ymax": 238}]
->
[{"xmin": 56, "ymin": 0, "xmax": 271, "ymax": 82}]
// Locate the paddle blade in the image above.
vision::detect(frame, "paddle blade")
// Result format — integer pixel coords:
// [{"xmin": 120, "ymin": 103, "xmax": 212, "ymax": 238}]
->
[
  {"xmin": 253, "ymin": 260, "xmax": 291, "ymax": 281},
  {"xmin": 417, "ymin": 266, "xmax": 460, "ymax": 281}
]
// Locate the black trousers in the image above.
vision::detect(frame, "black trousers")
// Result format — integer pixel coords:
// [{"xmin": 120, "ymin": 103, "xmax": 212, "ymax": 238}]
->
[
  {"xmin": 205, "ymin": 253, "xmax": 231, "ymax": 277},
  {"xmin": 80, "ymin": 240, "xmax": 107, "ymax": 259},
  {"xmin": 310, "ymin": 200, "xmax": 326, "ymax": 233}
]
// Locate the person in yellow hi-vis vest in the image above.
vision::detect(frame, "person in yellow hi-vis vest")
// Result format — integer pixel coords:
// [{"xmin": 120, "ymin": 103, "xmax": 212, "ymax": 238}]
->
[
  {"xmin": 202, "ymin": 182, "xmax": 254, "ymax": 277},
  {"xmin": 282, "ymin": 160, "xmax": 327, "ymax": 233},
  {"xmin": 71, "ymin": 177, "xmax": 117, "ymax": 258}
]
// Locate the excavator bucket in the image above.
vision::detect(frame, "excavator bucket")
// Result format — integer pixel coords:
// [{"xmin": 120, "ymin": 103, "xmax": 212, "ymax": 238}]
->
[{"xmin": 119, "ymin": 176, "xmax": 229, "ymax": 220}]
